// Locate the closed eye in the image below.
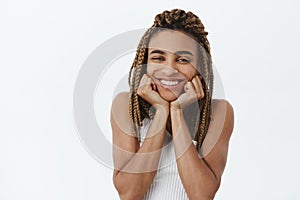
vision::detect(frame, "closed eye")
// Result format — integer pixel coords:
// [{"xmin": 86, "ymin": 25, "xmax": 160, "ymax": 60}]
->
[{"xmin": 151, "ymin": 56, "xmax": 165, "ymax": 62}]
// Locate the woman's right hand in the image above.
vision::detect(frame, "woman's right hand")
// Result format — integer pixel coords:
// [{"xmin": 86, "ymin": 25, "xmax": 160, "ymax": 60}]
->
[{"xmin": 137, "ymin": 74, "xmax": 169, "ymax": 111}]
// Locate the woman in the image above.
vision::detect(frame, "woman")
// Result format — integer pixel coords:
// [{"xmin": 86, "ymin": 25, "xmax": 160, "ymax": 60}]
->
[{"xmin": 110, "ymin": 9, "xmax": 234, "ymax": 200}]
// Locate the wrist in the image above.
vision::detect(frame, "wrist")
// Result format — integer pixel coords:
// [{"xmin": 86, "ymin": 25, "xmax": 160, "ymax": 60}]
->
[
  {"xmin": 155, "ymin": 106, "xmax": 169, "ymax": 119},
  {"xmin": 154, "ymin": 104, "xmax": 169, "ymax": 113},
  {"xmin": 170, "ymin": 107, "xmax": 184, "ymax": 123},
  {"xmin": 170, "ymin": 102, "xmax": 182, "ymax": 112}
]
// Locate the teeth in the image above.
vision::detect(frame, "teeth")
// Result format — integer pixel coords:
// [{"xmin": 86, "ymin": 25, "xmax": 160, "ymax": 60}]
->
[{"xmin": 160, "ymin": 79, "xmax": 179, "ymax": 86}]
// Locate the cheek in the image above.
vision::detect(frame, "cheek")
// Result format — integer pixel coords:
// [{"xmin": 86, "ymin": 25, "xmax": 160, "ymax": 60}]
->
[
  {"xmin": 179, "ymin": 68, "xmax": 198, "ymax": 80},
  {"xmin": 146, "ymin": 64, "xmax": 160, "ymax": 75},
  {"xmin": 146, "ymin": 66, "xmax": 152, "ymax": 75}
]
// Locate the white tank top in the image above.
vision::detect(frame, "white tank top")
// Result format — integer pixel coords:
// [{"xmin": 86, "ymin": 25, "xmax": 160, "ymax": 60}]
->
[{"xmin": 140, "ymin": 118, "xmax": 198, "ymax": 200}]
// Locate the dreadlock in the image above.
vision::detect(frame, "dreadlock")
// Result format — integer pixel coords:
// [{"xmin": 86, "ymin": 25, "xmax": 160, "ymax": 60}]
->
[{"xmin": 128, "ymin": 9, "xmax": 214, "ymax": 152}]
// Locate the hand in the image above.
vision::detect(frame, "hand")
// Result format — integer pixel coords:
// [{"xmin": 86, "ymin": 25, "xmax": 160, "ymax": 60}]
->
[
  {"xmin": 170, "ymin": 75, "xmax": 204, "ymax": 111},
  {"xmin": 137, "ymin": 74, "xmax": 169, "ymax": 111}
]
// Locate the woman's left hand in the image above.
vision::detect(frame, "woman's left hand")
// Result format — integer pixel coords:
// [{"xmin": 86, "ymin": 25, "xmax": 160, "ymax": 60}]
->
[{"xmin": 170, "ymin": 75, "xmax": 204, "ymax": 111}]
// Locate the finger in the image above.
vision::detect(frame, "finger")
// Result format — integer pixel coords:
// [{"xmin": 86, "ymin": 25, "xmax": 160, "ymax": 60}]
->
[
  {"xmin": 184, "ymin": 81, "xmax": 195, "ymax": 94},
  {"xmin": 137, "ymin": 74, "xmax": 148, "ymax": 94},
  {"xmin": 191, "ymin": 76, "xmax": 201, "ymax": 96},
  {"xmin": 196, "ymin": 75, "xmax": 205, "ymax": 98},
  {"xmin": 138, "ymin": 75, "xmax": 145, "ymax": 88},
  {"xmin": 193, "ymin": 75, "xmax": 204, "ymax": 99},
  {"xmin": 195, "ymin": 74, "xmax": 203, "ymax": 84},
  {"xmin": 145, "ymin": 75, "xmax": 152, "ymax": 89},
  {"xmin": 195, "ymin": 72, "xmax": 202, "ymax": 80},
  {"xmin": 140, "ymin": 74, "xmax": 151, "ymax": 87},
  {"xmin": 151, "ymin": 80, "xmax": 157, "ymax": 91},
  {"xmin": 149, "ymin": 76, "xmax": 157, "ymax": 91},
  {"xmin": 147, "ymin": 75, "xmax": 157, "ymax": 91}
]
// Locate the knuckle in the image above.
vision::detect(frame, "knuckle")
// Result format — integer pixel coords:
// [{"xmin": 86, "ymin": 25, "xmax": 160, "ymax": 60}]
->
[
  {"xmin": 141, "ymin": 88, "xmax": 147, "ymax": 95},
  {"xmin": 137, "ymin": 87, "xmax": 144, "ymax": 95}
]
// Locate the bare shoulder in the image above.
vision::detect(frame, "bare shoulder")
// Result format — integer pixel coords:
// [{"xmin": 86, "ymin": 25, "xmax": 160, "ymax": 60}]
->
[
  {"xmin": 111, "ymin": 92, "xmax": 139, "ymax": 173},
  {"xmin": 201, "ymin": 99, "xmax": 234, "ymax": 156},
  {"xmin": 112, "ymin": 91, "xmax": 130, "ymax": 110},
  {"xmin": 111, "ymin": 92, "xmax": 132, "ymax": 136},
  {"xmin": 199, "ymin": 99, "xmax": 235, "ymax": 180},
  {"xmin": 211, "ymin": 99, "xmax": 235, "ymax": 139},
  {"xmin": 111, "ymin": 91, "xmax": 130, "ymax": 118},
  {"xmin": 211, "ymin": 99, "xmax": 234, "ymax": 114}
]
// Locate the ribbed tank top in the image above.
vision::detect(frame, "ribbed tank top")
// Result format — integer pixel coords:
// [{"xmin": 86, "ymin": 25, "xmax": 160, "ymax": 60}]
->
[{"xmin": 140, "ymin": 118, "xmax": 198, "ymax": 200}]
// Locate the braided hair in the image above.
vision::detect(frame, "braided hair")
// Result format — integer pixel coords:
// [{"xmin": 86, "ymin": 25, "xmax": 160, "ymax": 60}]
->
[{"xmin": 128, "ymin": 9, "xmax": 213, "ymax": 152}]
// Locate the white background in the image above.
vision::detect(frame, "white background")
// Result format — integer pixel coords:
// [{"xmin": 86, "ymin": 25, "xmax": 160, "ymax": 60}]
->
[{"xmin": 1, "ymin": 0, "xmax": 300, "ymax": 199}]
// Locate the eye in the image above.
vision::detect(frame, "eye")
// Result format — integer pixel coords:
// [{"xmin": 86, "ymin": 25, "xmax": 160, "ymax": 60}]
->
[
  {"xmin": 151, "ymin": 56, "xmax": 165, "ymax": 62},
  {"xmin": 177, "ymin": 57, "xmax": 190, "ymax": 64}
]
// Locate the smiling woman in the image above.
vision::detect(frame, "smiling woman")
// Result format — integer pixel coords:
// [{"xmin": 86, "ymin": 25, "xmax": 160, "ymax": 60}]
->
[
  {"xmin": 110, "ymin": 8, "xmax": 234, "ymax": 200},
  {"xmin": 146, "ymin": 29, "xmax": 200, "ymax": 102}
]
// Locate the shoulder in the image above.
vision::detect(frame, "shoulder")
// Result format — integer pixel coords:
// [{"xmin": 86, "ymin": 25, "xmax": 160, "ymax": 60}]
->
[
  {"xmin": 112, "ymin": 92, "xmax": 130, "ymax": 108},
  {"xmin": 111, "ymin": 92, "xmax": 130, "ymax": 116},
  {"xmin": 197, "ymin": 99, "xmax": 235, "ymax": 181},
  {"xmin": 111, "ymin": 92, "xmax": 139, "ymax": 172},
  {"xmin": 200, "ymin": 99, "xmax": 234, "ymax": 156},
  {"xmin": 111, "ymin": 92, "xmax": 132, "ymax": 135},
  {"xmin": 211, "ymin": 99, "xmax": 234, "ymax": 139},
  {"xmin": 211, "ymin": 99, "xmax": 234, "ymax": 114}
]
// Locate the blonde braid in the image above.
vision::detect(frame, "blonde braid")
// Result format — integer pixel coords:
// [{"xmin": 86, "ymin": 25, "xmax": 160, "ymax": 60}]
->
[
  {"xmin": 195, "ymin": 45, "xmax": 213, "ymax": 151},
  {"xmin": 129, "ymin": 27, "xmax": 157, "ymax": 143}
]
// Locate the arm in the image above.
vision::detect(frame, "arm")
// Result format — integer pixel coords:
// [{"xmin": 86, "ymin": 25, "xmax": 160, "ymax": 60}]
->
[
  {"xmin": 171, "ymin": 100, "xmax": 234, "ymax": 200},
  {"xmin": 111, "ymin": 75, "xmax": 169, "ymax": 200}
]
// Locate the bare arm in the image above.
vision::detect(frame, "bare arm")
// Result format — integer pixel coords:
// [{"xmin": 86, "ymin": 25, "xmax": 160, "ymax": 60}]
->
[
  {"xmin": 111, "ymin": 75, "xmax": 170, "ymax": 200},
  {"xmin": 171, "ymin": 100, "xmax": 234, "ymax": 200}
]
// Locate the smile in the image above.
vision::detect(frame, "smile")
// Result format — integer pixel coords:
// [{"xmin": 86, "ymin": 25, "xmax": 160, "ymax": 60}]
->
[
  {"xmin": 160, "ymin": 79, "xmax": 179, "ymax": 86},
  {"xmin": 154, "ymin": 77, "xmax": 185, "ymax": 90}
]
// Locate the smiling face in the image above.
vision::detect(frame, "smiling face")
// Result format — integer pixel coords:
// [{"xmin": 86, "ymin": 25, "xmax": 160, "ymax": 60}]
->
[{"xmin": 146, "ymin": 29, "xmax": 200, "ymax": 102}]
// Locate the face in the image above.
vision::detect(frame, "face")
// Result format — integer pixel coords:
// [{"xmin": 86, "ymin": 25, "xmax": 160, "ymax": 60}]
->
[{"xmin": 146, "ymin": 29, "xmax": 200, "ymax": 101}]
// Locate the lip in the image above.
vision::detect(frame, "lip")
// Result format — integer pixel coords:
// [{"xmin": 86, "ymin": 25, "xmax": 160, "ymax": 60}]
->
[
  {"xmin": 153, "ymin": 76, "xmax": 185, "ymax": 82},
  {"xmin": 152, "ymin": 76, "xmax": 186, "ymax": 90}
]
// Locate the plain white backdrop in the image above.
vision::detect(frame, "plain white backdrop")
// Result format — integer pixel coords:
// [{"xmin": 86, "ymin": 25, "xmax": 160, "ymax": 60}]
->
[{"xmin": 1, "ymin": 0, "xmax": 300, "ymax": 199}]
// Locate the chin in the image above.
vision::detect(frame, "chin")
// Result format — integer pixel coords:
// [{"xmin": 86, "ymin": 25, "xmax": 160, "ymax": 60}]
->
[
  {"xmin": 161, "ymin": 95, "xmax": 177, "ymax": 102},
  {"xmin": 158, "ymin": 89, "xmax": 182, "ymax": 102}
]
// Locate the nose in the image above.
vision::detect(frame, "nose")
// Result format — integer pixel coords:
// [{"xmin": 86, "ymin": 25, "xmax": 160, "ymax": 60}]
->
[
  {"xmin": 160, "ymin": 60, "xmax": 179, "ymax": 75},
  {"xmin": 160, "ymin": 65, "xmax": 178, "ymax": 75}
]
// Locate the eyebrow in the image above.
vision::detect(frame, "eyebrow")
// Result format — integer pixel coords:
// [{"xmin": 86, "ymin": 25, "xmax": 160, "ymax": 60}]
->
[
  {"xmin": 175, "ymin": 51, "xmax": 193, "ymax": 56},
  {"xmin": 150, "ymin": 50, "xmax": 166, "ymax": 55},
  {"xmin": 149, "ymin": 49, "xmax": 193, "ymax": 56}
]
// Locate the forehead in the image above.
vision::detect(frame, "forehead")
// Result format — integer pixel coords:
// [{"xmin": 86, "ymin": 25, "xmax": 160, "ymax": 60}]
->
[{"xmin": 148, "ymin": 29, "xmax": 198, "ymax": 53}]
